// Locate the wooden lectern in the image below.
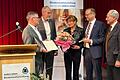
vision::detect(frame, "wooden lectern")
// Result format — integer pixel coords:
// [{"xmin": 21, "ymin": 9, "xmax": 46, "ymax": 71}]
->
[{"xmin": 0, "ymin": 44, "xmax": 37, "ymax": 80}]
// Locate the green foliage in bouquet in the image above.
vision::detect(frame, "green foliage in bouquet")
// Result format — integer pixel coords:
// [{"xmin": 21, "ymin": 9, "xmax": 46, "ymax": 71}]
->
[{"xmin": 60, "ymin": 36, "xmax": 68, "ymax": 41}]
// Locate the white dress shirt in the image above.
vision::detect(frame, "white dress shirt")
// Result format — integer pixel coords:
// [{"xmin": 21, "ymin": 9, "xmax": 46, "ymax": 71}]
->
[
  {"xmin": 110, "ymin": 21, "xmax": 118, "ymax": 31},
  {"xmin": 42, "ymin": 17, "xmax": 51, "ymax": 40},
  {"xmin": 84, "ymin": 18, "xmax": 96, "ymax": 48},
  {"xmin": 86, "ymin": 18, "xmax": 96, "ymax": 39}
]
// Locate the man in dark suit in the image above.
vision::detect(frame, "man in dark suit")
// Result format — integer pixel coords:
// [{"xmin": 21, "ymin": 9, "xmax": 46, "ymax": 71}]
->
[
  {"xmin": 37, "ymin": 6, "xmax": 57, "ymax": 80},
  {"xmin": 83, "ymin": 8, "xmax": 106, "ymax": 80},
  {"xmin": 22, "ymin": 11, "xmax": 48, "ymax": 76},
  {"xmin": 105, "ymin": 9, "xmax": 120, "ymax": 80}
]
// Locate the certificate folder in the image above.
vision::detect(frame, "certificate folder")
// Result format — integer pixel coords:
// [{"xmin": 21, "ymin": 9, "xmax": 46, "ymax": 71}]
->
[{"xmin": 42, "ymin": 40, "xmax": 58, "ymax": 52}]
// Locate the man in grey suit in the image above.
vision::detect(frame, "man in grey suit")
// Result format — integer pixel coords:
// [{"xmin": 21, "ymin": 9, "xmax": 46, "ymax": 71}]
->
[
  {"xmin": 22, "ymin": 11, "xmax": 47, "ymax": 76},
  {"xmin": 105, "ymin": 9, "xmax": 120, "ymax": 80},
  {"xmin": 37, "ymin": 6, "xmax": 57, "ymax": 80},
  {"xmin": 83, "ymin": 8, "xmax": 106, "ymax": 80}
]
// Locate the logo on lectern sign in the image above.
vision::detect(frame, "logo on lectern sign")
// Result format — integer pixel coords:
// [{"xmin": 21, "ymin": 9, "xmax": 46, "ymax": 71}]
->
[
  {"xmin": 2, "ymin": 63, "xmax": 30, "ymax": 80},
  {"xmin": 22, "ymin": 67, "xmax": 29, "ymax": 74}
]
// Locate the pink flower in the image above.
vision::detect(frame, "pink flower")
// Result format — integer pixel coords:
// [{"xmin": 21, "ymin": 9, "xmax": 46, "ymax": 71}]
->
[{"xmin": 55, "ymin": 32, "xmax": 74, "ymax": 52}]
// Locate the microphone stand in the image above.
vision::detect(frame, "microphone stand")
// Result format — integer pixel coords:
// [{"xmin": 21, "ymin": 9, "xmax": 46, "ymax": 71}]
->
[{"xmin": 0, "ymin": 28, "xmax": 21, "ymax": 39}]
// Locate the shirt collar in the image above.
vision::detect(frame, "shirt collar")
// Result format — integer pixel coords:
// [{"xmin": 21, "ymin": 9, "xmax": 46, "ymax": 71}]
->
[
  {"xmin": 29, "ymin": 23, "xmax": 36, "ymax": 30},
  {"xmin": 41, "ymin": 17, "xmax": 45, "ymax": 22},
  {"xmin": 111, "ymin": 21, "xmax": 117, "ymax": 28},
  {"xmin": 110, "ymin": 21, "xmax": 117, "ymax": 31},
  {"xmin": 41, "ymin": 17, "xmax": 49, "ymax": 22},
  {"xmin": 89, "ymin": 18, "xmax": 96, "ymax": 24}
]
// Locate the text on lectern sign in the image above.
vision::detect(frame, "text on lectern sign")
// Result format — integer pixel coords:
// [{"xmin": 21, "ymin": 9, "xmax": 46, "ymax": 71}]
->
[{"xmin": 2, "ymin": 63, "xmax": 30, "ymax": 80}]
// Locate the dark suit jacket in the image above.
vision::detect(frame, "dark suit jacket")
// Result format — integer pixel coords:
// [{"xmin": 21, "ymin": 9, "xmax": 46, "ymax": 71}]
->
[
  {"xmin": 36, "ymin": 18, "xmax": 57, "ymax": 79},
  {"xmin": 83, "ymin": 20, "xmax": 106, "ymax": 59},
  {"xmin": 37, "ymin": 18, "xmax": 56, "ymax": 40},
  {"xmin": 64, "ymin": 25, "xmax": 84, "ymax": 50},
  {"xmin": 106, "ymin": 22, "xmax": 120, "ymax": 65}
]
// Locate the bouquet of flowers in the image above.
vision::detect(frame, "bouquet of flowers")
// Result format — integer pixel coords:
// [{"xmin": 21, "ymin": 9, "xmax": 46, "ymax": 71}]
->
[{"xmin": 54, "ymin": 32, "xmax": 74, "ymax": 52}]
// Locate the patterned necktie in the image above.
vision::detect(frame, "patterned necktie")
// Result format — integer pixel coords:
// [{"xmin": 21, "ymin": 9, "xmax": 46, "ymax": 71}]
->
[
  {"xmin": 105, "ymin": 26, "xmax": 112, "ymax": 54},
  {"xmin": 84, "ymin": 23, "xmax": 91, "ymax": 48},
  {"xmin": 85, "ymin": 23, "xmax": 91, "ymax": 38}
]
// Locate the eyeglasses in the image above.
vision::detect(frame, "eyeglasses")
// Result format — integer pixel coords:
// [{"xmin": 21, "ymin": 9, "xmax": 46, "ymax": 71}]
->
[
  {"xmin": 33, "ymin": 17, "xmax": 40, "ymax": 20},
  {"xmin": 85, "ymin": 13, "xmax": 92, "ymax": 16}
]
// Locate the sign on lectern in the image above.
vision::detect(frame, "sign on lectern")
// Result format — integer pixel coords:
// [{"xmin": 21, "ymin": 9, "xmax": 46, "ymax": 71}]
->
[{"xmin": 0, "ymin": 44, "xmax": 37, "ymax": 80}]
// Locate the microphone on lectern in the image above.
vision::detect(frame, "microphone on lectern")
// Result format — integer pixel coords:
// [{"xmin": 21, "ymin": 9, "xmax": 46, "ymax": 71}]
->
[
  {"xmin": 0, "ymin": 22, "xmax": 22, "ymax": 39},
  {"xmin": 16, "ymin": 22, "xmax": 22, "ymax": 32}
]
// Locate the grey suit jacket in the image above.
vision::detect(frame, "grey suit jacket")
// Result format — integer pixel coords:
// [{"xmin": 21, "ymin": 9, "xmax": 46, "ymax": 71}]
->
[
  {"xmin": 106, "ymin": 22, "xmax": 120, "ymax": 65},
  {"xmin": 22, "ymin": 25, "xmax": 43, "ymax": 52}
]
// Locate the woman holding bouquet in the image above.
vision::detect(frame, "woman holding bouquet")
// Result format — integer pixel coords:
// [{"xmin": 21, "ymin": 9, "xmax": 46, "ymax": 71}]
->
[{"xmin": 63, "ymin": 15, "xmax": 84, "ymax": 80}]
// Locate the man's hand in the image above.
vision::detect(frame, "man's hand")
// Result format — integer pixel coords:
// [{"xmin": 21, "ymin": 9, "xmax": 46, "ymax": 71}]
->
[
  {"xmin": 42, "ymin": 49, "xmax": 48, "ymax": 53},
  {"xmin": 115, "ymin": 60, "xmax": 120, "ymax": 67},
  {"xmin": 83, "ymin": 38, "xmax": 91, "ymax": 43},
  {"xmin": 54, "ymin": 51, "xmax": 58, "ymax": 56}
]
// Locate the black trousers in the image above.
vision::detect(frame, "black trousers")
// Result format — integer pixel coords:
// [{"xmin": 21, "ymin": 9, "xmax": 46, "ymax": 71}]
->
[
  {"xmin": 35, "ymin": 51, "xmax": 54, "ymax": 80},
  {"xmin": 107, "ymin": 65, "xmax": 120, "ymax": 80},
  {"xmin": 43, "ymin": 51, "xmax": 54, "ymax": 80},
  {"xmin": 64, "ymin": 49, "xmax": 81, "ymax": 80},
  {"xmin": 84, "ymin": 49, "xmax": 102, "ymax": 80}
]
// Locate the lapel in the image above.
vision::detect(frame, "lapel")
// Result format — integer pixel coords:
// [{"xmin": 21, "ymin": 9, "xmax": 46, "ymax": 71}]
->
[
  {"xmin": 48, "ymin": 19, "xmax": 53, "ymax": 33},
  {"xmin": 90, "ymin": 21, "xmax": 97, "ymax": 38},
  {"xmin": 28, "ymin": 25, "xmax": 40, "ymax": 41},
  {"xmin": 84, "ymin": 22, "xmax": 88, "ymax": 30},
  {"xmin": 108, "ymin": 23, "xmax": 118, "ymax": 40},
  {"xmin": 48, "ymin": 19, "xmax": 55, "ymax": 39},
  {"xmin": 38, "ymin": 19, "xmax": 47, "ymax": 40}
]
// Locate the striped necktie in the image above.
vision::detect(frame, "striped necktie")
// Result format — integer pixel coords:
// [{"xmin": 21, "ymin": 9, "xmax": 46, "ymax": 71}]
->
[{"xmin": 85, "ymin": 23, "xmax": 91, "ymax": 38}]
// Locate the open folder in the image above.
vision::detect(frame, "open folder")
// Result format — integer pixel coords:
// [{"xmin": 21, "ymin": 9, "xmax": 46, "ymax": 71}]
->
[
  {"xmin": 42, "ymin": 40, "xmax": 58, "ymax": 52},
  {"xmin": 34, "ymin": 37, "xmax": 58, "ymax": 52}
]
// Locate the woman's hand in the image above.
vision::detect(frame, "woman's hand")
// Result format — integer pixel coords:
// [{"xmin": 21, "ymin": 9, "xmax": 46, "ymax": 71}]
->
[
  {"xmin": 71, "ymin": 45, "xmax": 80, "ymax": 49},
  {"xmin": 115, "ymin": 60, "xmax": 120, "ymax": 67}
]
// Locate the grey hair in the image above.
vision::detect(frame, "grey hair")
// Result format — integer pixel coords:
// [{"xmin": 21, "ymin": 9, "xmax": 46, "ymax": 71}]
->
[
  {"xmin": 26, "ymin": 11, "xmax": 38, "ymax": 21},
  {"xmin": 42, "ymin": 6, "xmax": 51, "ymax": 13},
  {"xmin": 108, "ymin": 9, "xmax": 119, "ymax": 20}
]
